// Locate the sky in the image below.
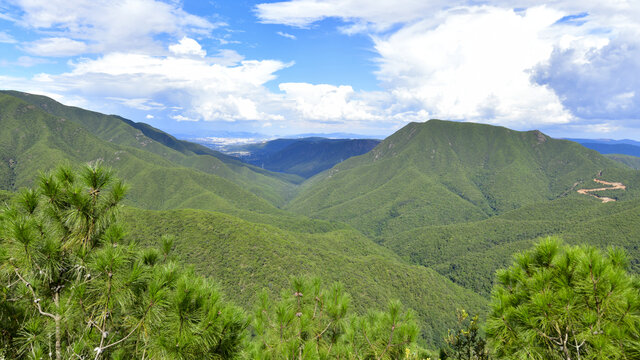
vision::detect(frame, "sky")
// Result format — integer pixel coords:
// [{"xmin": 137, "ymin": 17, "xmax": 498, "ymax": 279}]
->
[{"xmin": 0, "ymin": 0, "xmax": 639, "ymax": 139}]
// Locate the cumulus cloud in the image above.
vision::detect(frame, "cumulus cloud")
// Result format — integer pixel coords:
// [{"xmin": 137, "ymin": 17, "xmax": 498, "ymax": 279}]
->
[
  {"xmin": 373, "ymin": 6, "xmax": 574, "ymax": 127},
  {"xmin": 256, "ymin": 0, "xmax": 640, "ymax": 134},
  {"xmin": 6, "ymin": 0, "xmax": 220, "ymax": 54},
  {"xmin": 279, "ymin": 82, "xmax": 382, "ymax": 121},
  {"xmin": 21, "ymin": 50, "xmax": 292, "ymax": 123},
  {"xmin": 532, "ymin": 31, "xmax": 640, "ymax": 121},
  {"xmin": 169, "ymin": 37, "xmax": 206, "ymax": 58}
]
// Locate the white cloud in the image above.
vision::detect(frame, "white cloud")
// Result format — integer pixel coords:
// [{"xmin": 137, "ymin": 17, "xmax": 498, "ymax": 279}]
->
[
  {"xmin": 256, "ymin": 0, "xmax": 640, "ymax": 35},
  {"xmin": 7, "ymin": 0, "xmax": 220, "ymax": 54},
  {"xmin": 19, "ymin": 50, "xmax": 292, "ymax": 122},
  {"xmin": 106, "ymin": 97, "xmax": 165, "ymax": 110},
  {"xmin": 279, "ymin": 82, "xmax": 382, "ymax": 121},
  {"xmin": 255, "ymin": 0, "xmax": 443, "ymax": 32},
  {"xmin": 276, "ymin": 31, "xmax": 296, "ymax": 40},
  {"xmin": 171, "ymin": 114, "xmax": 197, "ymax": 121},
  {"xmin": 373, "ymin": 6, "xmax": 573, "ymax": 127},
  {"xmin": 22, "ymin": 37, "xmax": 88, "ymax": 57},
  {"xmin": 169, "ymin": 37, "xmax": 206, "ymax": 58},
  {"xmin": 145, "ymin": 114, "xmax": 154, "ymax": 119},
  {"xmin": 256, "ymin": 0, "xmax": 640, "ymax": 132},
  {"xmin": 0, "ymin": 31, "xmax": 17, "ymax": 43}
]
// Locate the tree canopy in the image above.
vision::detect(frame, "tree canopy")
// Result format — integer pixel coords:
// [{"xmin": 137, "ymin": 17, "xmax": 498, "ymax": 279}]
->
[
  {"xmin": 486, "ymin": 237, "xmax": 640, "ymax": 359},
  {"xmin": 0, "ymin": 163, "xmax": 246, "ymax": 359}
]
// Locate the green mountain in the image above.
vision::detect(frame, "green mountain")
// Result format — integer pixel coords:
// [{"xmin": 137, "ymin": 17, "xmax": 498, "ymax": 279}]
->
[
  {"xmin": 4, "ymin": 91, "xmax": 640, "ymax": 350},
  {"xmin": 0, "ymin": 92, "xmax": 296, "ymax": 217},
  {"xmin": 605, "ymin": 153, "xmax": 640, "ymax": 169},
  {"xmin": 383, "ymin": 196, "xmax": 640, "ymax": 296},
  {"xmin": 124, "ymin": 207, "xmax": 486, "ymax": 346},
  {"xmin": 1, "ymin": 90, "xmax": 301, "ymax": 205},
  {"xmin": 287, "ymin": 120, "xmax": 637, "ymax": 237},
  {"xmin": 227, "ymin": 137, "xmax": 380, "ymax": 178},
  {"xmin": 0, "ymin": 91, "xmax": 492, "ymax": 346}
]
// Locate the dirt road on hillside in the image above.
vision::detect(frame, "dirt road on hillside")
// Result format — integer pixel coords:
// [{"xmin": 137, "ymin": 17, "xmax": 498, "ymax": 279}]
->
[{"xmin": 577, "ymin": 179, "xmax": 626, "ymax": 203}]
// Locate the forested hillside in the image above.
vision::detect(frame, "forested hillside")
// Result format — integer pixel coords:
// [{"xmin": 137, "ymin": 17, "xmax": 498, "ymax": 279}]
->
[
  {"xmin": 287, "ymin": 120, "xmax": 637, "ymax": 237},
  {"xmin": 1, "ymin": 90, "xmax": 301, "ymax": 205},
  {"xmin": 606, "ymin": 153, "xmax": 640, "ymax": 169}
]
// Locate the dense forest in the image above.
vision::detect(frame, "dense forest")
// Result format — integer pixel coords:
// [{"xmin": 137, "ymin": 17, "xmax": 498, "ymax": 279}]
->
[{"xmin": 1, "ymin": 91, "xmax": 640, "ymax": 358}]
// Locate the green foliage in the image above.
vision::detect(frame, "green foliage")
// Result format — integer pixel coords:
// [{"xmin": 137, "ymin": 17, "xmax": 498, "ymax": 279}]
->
[
  {"xmin": 125, "ymin": 207, "xmax": 488, "ymax": 348},
  {"xmin": 382, "ymin": 197, "xmax": 640, "ymax": 297},
  {"xmin": 246, "ymin": 277, "xmax": 419, "ymax": 359},
  {"xmin": 288, "ymin": 120, "xmax": 638, "ymax": 238},
  {"xmin": 0, "ymin": 91, "xmax": 297, "ymax": 210},
  {"xmin": 0, "ymin": 164, "xmax": 246, "ymax": 359},
  {"xmin": 486, "ymin": 237, "xmax": 640, "ymax": 359},
  {"xmin": 605, "ymin": 153, "xmax": 640, "ymax": 170},
  {"xmin": 441, "ymin": 309, "xmax": 489, "ymax": 360}
]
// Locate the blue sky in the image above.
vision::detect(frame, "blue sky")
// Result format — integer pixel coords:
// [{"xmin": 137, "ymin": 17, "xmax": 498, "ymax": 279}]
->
[{"xmin": 0, "ymin": 0, "xmax": 639, "ymax": 139}]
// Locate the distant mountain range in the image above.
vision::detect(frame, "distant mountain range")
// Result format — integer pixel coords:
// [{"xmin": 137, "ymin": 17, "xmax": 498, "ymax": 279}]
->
[
  {"xmin": 567, "ymin": 137, "xmax": 640, "ymax": 157},
  {"xmin": 223, "ymin": 137, "xmax": 381, "ymax": 178}
]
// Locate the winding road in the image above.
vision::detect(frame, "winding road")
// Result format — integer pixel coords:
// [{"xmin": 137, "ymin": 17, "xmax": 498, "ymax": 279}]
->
[{"xmin": 577, "ymin": 179, "xmax": 626, "ymax": 203}]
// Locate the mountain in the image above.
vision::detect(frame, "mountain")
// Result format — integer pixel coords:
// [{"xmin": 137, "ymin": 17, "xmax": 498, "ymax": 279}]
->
[
  {"xmin": 0, "ymin": 91, "xmax": 491, "ymax": 346},
  {"xmin": 228, "ymin": 137, "xmax": 381, "ymax": 178},
  {"xmin": 287, "ymin": 120, "xmax": 637, "ymax": 238},
  {"xmin": 567, "ymin": 138, "xmax": 640, "ymax": 157},
  {"xmin": 1, "ymin": 90, "xmax": 301, "ymax": 205},
  {"xmin": 568, "ymin": 138, "xmax": 640, "ymax": 147},
  {"xmin": 383, "ymin": 196, "xmax": 640, "ymax": 296},
  {"xmin": 0, "ymin": 92, "xmax": 299, "ymax": 217},
  {"xmin": 578, "ymin": 143, "xmax": 640, "ymax": 157},
  {"xmin": 124, "ymin": 207, "xmax": 487, "ymax": 346},
  {"xmin": 605, "ymin": 154, "xmax": 640, "ymax": 169},
  {"xmin": 4, "ymin": 91, "xmax": 640, "ymax": 349}
]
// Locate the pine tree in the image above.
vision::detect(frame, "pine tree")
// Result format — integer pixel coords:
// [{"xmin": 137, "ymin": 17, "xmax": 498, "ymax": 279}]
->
[
  {"xmin": 441, "ymin": 309, "xmax": 489, "ymax": 360},
  {"xmin": 247, "ymin": 277, "xmax": 419, "ymax": 359},
  {"xmin": 486, "ymin": 237, "xmax": 640, "ymax": 359},
  {"xmin": 0, "ymin": 163, "xmax": 247, "ymax": 359}
]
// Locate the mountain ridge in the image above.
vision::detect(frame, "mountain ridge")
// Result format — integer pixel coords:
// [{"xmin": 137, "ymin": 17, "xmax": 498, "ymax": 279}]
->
[{"xmin": 287, "ymin": 119, "xmax": 636, "ymax": 237}]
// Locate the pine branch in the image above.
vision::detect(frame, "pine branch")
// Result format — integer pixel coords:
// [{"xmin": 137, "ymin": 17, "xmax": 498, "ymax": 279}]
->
[{"xmin": 14, "ymin": 268, "xmax": 56, "ymax": 320}]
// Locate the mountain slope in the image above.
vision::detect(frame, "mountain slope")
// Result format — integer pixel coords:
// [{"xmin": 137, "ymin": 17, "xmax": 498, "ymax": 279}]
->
[
  {"xmin": 288, "ymin": 120, "xmax": 635, "ymax": 237},
  {"xmin": 1, "ymin": 90, "xmax": 300, "ymax": 205},
  {"xmin": 605, "ymin": 154, "xmax": 640, "ymax": 169},
  {"xmin": 0, "ymin": 92, "xmax": 298, "ymax": 218},
  {"xmin": 229, "ymin": 137, "xmax": 381, "ymax": 178},
  {"xmin": 384, "ymin": 196, "xmax": 640, "ymax": 296},
  {"xmin": 124, "ymin": 207, "xmax": 487, "ymax": 347}
]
